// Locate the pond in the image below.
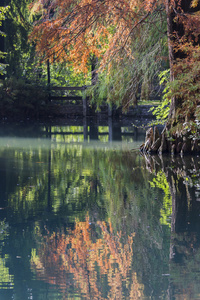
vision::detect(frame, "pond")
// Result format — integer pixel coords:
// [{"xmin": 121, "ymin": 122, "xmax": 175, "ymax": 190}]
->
[{"xmin": 0, "ymin": 120, "xmax": 200, "ymax": 300}]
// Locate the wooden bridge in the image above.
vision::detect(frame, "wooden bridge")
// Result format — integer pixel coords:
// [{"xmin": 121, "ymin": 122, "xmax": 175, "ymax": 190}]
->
[
  {"xmin": 50, "ymin": 86, "xmax": 89, "ymax": 117},
  {"xmin": 49, "ymin": 86, "xmax": 156, "ymax": 119},
  {"xmin": 46, "ymin": 61, "xmax": 158, "ymax": 118}
]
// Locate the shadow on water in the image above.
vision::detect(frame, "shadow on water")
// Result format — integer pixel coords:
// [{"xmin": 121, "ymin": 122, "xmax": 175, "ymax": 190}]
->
[{"xmin": 0, "ymin": 121, "xmax": 199, "ymax": 299}]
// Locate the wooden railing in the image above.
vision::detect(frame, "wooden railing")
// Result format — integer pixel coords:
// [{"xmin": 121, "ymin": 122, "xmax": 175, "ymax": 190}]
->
[
  {"xmin": 50, "ymin": 86, "xmax": 88, "ymax": 116},
  {"xmin": 49, "ymin": 85, "xmax": 115, "ymax": 117}
]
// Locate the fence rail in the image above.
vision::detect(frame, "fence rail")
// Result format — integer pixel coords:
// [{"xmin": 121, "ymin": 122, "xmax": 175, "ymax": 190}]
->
[
  {"xmin": 50, "ymin": 86, "xmax": 88, "ymax": 116},
  {"xmin": 51, "ymin": 86, "xmax": 87, "ymax": 91},
  {"xmin": 51, "ymin": 96, "xmax": 83, "ymax": 101},
  {"xmin": 49, "ymin": 85, "xmax": 115, "ymax": 117}
]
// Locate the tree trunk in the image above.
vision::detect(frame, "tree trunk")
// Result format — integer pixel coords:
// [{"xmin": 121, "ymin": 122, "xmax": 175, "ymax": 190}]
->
[
  {"xmin": 91, "ymin": 55, "xmax": 98, "ymax": 86},
  {"xmin": 165, "ymin": 0, "xmax": 175, "ymax": 120},
  {"xmin": 166, "ymin": 0, "xmax": 197, "ymax": 120},
  {"xmin": 167, "ymin": 0, "xmax": 200, "ymax": 119},
  {"xmin": 90, "ymin": 55, "xmax": 98, "ymax": 115},
  {"xmin": 140, "ymin": 0, "xmax": 200, "ymax": 155}
]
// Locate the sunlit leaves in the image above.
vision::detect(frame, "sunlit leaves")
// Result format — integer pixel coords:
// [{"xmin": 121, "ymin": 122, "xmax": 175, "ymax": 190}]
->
[
  {"xmin": 29, "ymin": 0, "xmax": 165, "ymax": 74},
  {"xmin": 191, "ymin": 0, "xmax": 199, "ymax": 8},
  {"xmin": 149, "ymin": 171, "xmax": 172, "ymax": 227}
]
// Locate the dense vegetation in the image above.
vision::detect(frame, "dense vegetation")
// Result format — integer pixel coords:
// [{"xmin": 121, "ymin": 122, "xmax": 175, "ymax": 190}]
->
[{"xmin": 0, "ymin": 0, "xmax": 200, "ymax": 152}]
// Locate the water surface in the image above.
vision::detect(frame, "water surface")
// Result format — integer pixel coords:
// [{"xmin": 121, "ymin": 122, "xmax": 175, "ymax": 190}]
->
[{"xmin": 0, "ymin": 122, "xmax": 200, "ymax": 299}]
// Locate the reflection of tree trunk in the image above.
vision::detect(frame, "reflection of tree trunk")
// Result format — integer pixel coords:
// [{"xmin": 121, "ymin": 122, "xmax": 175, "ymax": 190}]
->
[
  {"xmin": 83, "ymin": 117, "xmax": 88, "ymax": 141},
  {"xmin": 148, "ymin": 155, "xmax": 200, "ymax": 299},
  {"xmin": 156, "ymin": 155, "xmax": 198, "ymax": 242},
  {"xmin": 168, "ymin": 173, "xmax": 188, "ymax": 234},
  {"xmin": 167, "ymin": 168, "xmax": 200, "ymax": 299},
  {"xmin": 47, "ymin": 126, "xmax": 52, "ymax": 212},
  {"xmin": 48, "ymin": 149, "xmax": 52, "ymax": 212},
  {"xmin": 108, "ymin": 117, "xmax": 113, "ymax": 141},
  {"xmin": 90, "ymin": 150, "xmax": 98, "ymax": 195}
]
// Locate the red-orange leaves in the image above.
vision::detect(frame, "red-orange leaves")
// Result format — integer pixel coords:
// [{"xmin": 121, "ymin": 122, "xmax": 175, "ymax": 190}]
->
[
  {"xmin": 31, "ymin": 217, "xmax": 143, "ymax": 299},
  {"xmin": 29, "ymin": 0, "xmax": 158, "ymax": 73}
]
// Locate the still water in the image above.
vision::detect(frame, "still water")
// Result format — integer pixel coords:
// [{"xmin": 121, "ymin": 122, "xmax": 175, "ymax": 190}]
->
[{"xmin": 0, "ymin": 122, "xmax": 200, "ymax": 299}]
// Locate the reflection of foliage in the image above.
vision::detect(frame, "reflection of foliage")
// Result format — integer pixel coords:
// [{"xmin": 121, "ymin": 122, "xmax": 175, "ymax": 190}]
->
[
  {"xmin": 149, "ymin": 171, "xmax": 172, "ymax": 227},
  {"xmin": 0, "ymin": 256, "xmax": 14, "ymax": 289},
  {"xmin": 143, "ymin": 154, "xmax": 200, "ymax": 299},
  {"xmin": 31, "ymin": 217, "xmax": 144, "ymax": 299},
  {"xmin": 0, "ymin": 137, "xmax": 171, "ymax": 298},
  {"xmin": 2, "ymin": 139, "xmax": 149, "ymax": 224},
  {"xmin": 0, "ymin": 221, "xmax": 14, "ymax": 289},
  {"xmin": 170, "ymin": 232, "xmax": 200, "ymax": 300},
  {"xmin": 0, "ymin": 220, "xmax": 9, "ymax": 245}
]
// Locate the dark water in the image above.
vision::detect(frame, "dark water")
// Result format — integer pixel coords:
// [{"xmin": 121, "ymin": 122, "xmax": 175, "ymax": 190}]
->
[{"xmin": 0, "ymin": 121, "xmax": 200, "ymax": 299}]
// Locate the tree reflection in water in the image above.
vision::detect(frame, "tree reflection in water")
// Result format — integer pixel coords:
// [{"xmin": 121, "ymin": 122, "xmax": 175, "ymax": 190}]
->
[
  {"xmin": 2, "ymin": 136, "xmax": 200, "ymax": 299},
  {"xmin": 145, "ymin": 154, "xmax": 200, "ymax": 299},
  {"xmin": 31, "ymin": 217, "xmax": 144, "ymax": 299},
  {"xmin": 30, "ymin": 151, "xmax": 200, "ymax": 299}
]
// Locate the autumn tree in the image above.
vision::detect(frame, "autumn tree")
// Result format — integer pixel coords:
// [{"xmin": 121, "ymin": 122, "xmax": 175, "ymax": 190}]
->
[
  {"xmin": 29, "ymin": 0, "xmax": 200, "ymax": 152},
  {"xmin": 29, "ymin": 0, "xmax": 167, "ymax": 106}
]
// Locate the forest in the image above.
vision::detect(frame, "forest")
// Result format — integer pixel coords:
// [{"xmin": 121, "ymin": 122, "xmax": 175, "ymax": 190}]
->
[{"xmin": 0, "ymin": 0, "xmax": 200, "ymax": 153}]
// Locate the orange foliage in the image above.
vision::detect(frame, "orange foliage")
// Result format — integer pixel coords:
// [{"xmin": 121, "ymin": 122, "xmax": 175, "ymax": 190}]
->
[
  {"xmin": 31, "ymin": 217, "xmax": 144, "ymax": 299},
  {"xmin": 29, "ymin": 0, "xmax": 164, "ymax": 73},
  {"xmin": 29, "ymin": 0, "xmax": 200, "ymax": 123}
]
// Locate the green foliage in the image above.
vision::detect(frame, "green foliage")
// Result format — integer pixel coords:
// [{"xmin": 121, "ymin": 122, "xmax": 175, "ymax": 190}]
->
[
  {"xmin": 149, "ymin": 69, "xmax": 170, "ymax": 124},
  {"xmin": 48, "ymin": 62, "xmax": 91, "ymax": 88},
  {"xmin": 177, "ymin": 119, "xmax": 200, "ymax": 142},
  {"xmin": 87, "ymin": 11, "xmax": 168, "ymax": 110},
  {"xmin": 149, "ymin": 45, "xmax": 200, "ymax": 134},
  {"xmin": 4, "ymin": 0, "xmax": 41, "ymax": 79},
  {"xmin": 171, "ymin": 45, "xmax": 200, "ymax": 124},
  {"xmin": 149, "ymin": 170, "xmax": 172, "ymax": 227},
  {"xmin": 0, "ymin": 5, "xmax": 9, "ymax": 76},
  {"xmin": 0, "ymin": 77, "xmax": 49, "ymax": 118}
]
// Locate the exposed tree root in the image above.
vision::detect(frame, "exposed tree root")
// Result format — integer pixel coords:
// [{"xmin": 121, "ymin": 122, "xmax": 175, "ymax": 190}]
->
[{"xmin": 140, "ymin": 126, "xmax": 200, "ymax": 155}]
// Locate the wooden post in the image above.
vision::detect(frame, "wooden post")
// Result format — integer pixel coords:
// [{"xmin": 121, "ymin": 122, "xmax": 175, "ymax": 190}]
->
[
  {"xmin": 108, "ymin": 103, "xmax": 112, "ymax": 117},
  {"xmin": 82, "ymin": 89, "xmax": 87, "ymax": 117},
  {"xmin": 108, "ymin": 117, "xmax": 113, "ymax": 141},
  {"xmin": 83, "ymin": 117, "xmax": 88, "ymax": 141}
]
